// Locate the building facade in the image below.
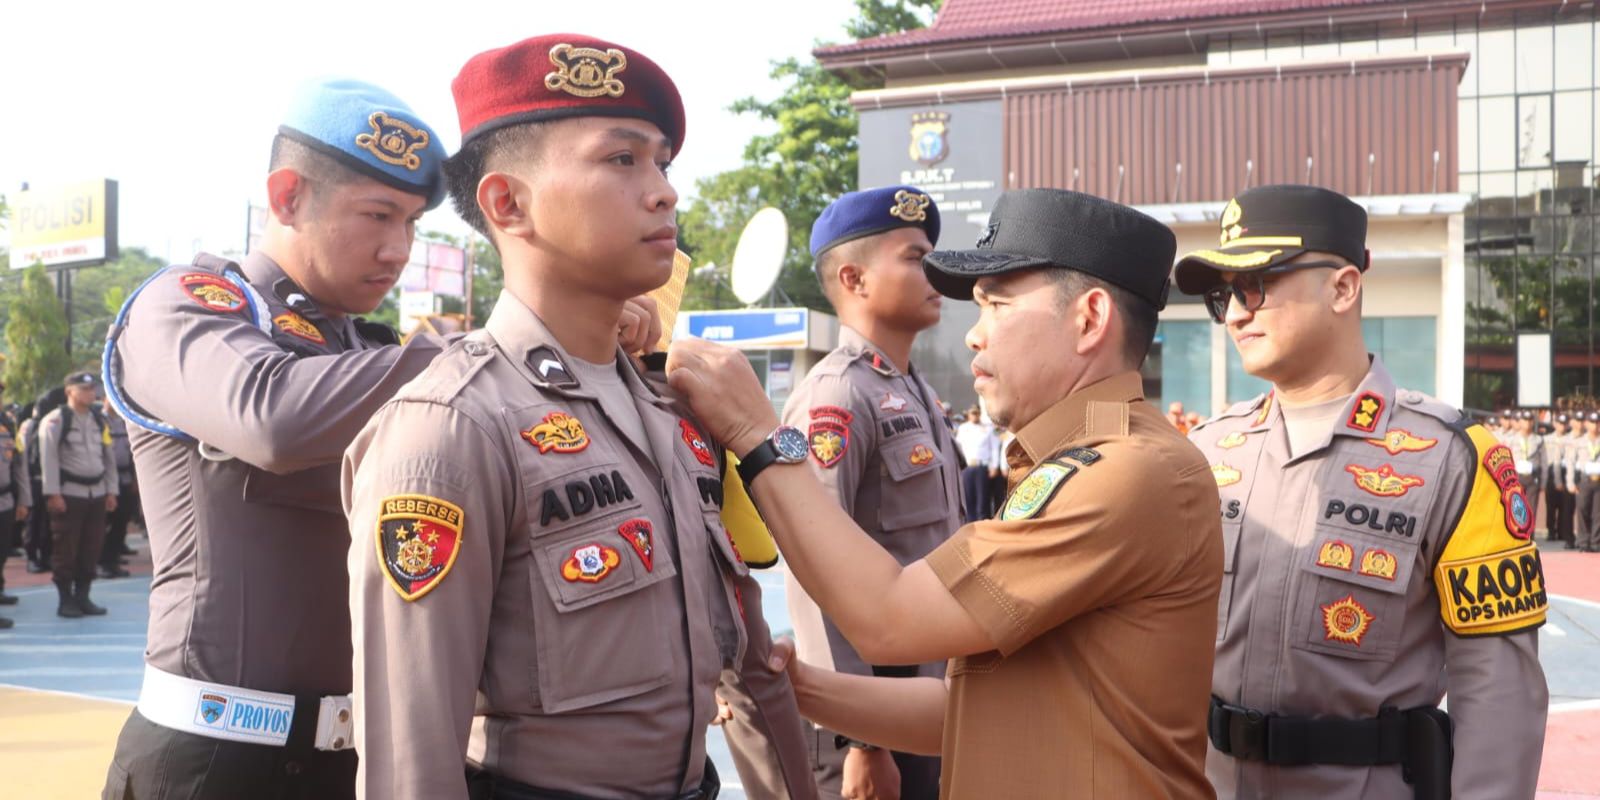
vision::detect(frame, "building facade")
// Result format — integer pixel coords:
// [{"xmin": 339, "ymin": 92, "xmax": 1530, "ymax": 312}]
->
[{"xmin": 819, "ymin": 0, "xmax": 1600, "ymax": 415}]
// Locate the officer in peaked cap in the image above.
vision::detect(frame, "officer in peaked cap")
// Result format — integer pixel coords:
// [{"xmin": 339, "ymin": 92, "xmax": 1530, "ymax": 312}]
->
[
  {"xmin": 776, "ymin": 185, "xmax": 961, "ymax": 800},
  {"xmin": 1178, "ymin": 184, "xmax": 1547, "ymax": 799},
  {"xmin": 664, "ymin": 187, "xmax": 1221, "ymax": 798},
  {"xmin": 102, "ymin": 78, "xmax": 451, "ymax": 799},
  {"xmin": 344, "ymin": 34, "xmax": 813, "ymax": 800}
]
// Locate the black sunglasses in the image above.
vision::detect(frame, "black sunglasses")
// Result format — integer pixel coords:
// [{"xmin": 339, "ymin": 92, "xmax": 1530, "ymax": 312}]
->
[{"xmin": 1201, "ymin": 261, "xmax": 1347, "ymax": 323}]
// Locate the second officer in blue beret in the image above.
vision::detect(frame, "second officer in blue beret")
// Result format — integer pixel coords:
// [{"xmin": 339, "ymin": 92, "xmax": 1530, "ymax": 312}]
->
[
  {"xmin": 101, "ymin": 78, "xmax": 450, "ymax": 799},
  {"xmin": 773, "ymin": 185, "xmax": 962, "ymax": 800}
]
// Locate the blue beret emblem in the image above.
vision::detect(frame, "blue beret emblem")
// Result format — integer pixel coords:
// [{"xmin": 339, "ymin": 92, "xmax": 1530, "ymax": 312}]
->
[
  {"xmin": 890, "ymin": 190, "xmax": 930, "ymax": 223},
  {"xmin": 355, "ymin": 112, "xmax": 431, "ymax": 172}
]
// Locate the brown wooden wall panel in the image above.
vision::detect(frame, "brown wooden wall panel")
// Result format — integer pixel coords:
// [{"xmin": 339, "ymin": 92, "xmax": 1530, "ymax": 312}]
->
[{"xmin": 1002, "ymin": 58, "xmax": 1462, "ymax": 204}]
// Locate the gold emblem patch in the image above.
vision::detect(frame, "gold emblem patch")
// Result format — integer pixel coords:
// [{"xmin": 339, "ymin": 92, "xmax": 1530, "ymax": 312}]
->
[
  {"xmin": 889, "ymin": 190, "xmax": 931, "ymax": 223},
  {"xmin": 1219, "ymin": 198, "xmax": 1245, "ymax": 245},
  {"xmin": 1316, "ymin": 539, "xmax": 1354, "ymax": 571},
  {"xmin": 561, "ymin": 543, "xmax": 622, "ymax": 583},
  {"xmin": 1217, "ymin": 431, "xmax": 1247, "ymax": 449},
  {"xmin": 908, "ymin": 444, "xmax": 935, "ymax": 466},
  {"xmin": 1346, "ymin": 463, "xmax": 1425, "ymax": 498},
  {"xmin": 1359, "ymin": 548, "xmax": 1398, "ymax": 580},
  {"xmin": 546, "ymin": 43, "xmax": 627, "ymax": 98},
  {"xmin": 354, "ymin": 112, "xmax": 431, "ymax": 171},
  {"xmin": 1365, "ymin": 428, "xmax": 1438, "ymax": 455},
  {"xmin": 179, "ymin": 273, "xmax": 245, "ymax": 313},
  {"xmin": 1001, "ymin": 462, "xmax": 1076, "ymax": 521},
  {"xmin": 1212, "ymin": 463, "xmax": 1241, "ymax": 487},
  {"xmin": 273, "ymin": 312, "xmax": 325, "ymax": 344},
  {"xmin": 1322, "ymin": 595, "xmax": 1375, "ymax": 645},
  {"xmin": 375, "ymin": 494, "xmax": 464, "ymax": 602},
  {"xmin": 521, "ymin": 411, "xmax": 590, "ymax": 454}
]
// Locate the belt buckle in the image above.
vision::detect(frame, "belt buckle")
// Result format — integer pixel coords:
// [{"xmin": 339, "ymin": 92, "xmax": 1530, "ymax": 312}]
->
[{"xmin": 1224, "ymin": 702, "xmax": 1270, "ymax": 762}]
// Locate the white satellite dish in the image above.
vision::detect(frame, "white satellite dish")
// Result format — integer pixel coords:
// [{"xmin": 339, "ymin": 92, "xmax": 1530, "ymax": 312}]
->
[{"xmin": 730, "ymin": 207, "xmax": 788, "ymax": 306}]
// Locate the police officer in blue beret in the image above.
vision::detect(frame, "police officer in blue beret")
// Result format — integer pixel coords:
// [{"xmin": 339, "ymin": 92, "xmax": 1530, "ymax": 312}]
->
[
  {"xmin": 100, "ymin": 78, "xmax": 451, "ymax": 799},
  {"xmin": 766, "ymin": 185, "xmax": 963, "ymax": 800}
]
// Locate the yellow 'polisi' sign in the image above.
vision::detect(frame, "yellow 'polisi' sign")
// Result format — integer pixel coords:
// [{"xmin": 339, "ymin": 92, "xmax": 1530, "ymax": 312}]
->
[{"xmin": 8, "ymin": 180, "xmax": 119, "ymax": 270}]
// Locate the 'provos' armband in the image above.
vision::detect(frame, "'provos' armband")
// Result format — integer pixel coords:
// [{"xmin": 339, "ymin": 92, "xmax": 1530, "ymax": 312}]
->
[{"xmin": 1433, "ymin": 425, "xmax": 1548, "ymax": 636}]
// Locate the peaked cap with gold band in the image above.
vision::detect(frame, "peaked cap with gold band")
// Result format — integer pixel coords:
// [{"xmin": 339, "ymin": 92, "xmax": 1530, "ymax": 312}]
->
[
  {"xmin": 277, "ymin": 78, "xmax": 448, "ymax": 210},
  {"xmin": 1173, "ymin": 184, "xmax": 1370, "ymax": 295},
  {"xmin": 810, "ymin": 185, "xmax": 942, "ymax": 263},
  {"xmin": 451, "ymin": 34, "xmax": 686, "ymax": 157}
]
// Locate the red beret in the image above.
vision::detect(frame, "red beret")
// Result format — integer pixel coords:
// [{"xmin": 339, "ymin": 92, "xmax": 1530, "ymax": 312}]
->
[{"xmin": 452, "ymin": 34, "xmax": 686, "ymax": 157}]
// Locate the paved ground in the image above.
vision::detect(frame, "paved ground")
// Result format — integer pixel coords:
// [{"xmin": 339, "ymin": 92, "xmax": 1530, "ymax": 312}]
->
[{"xmin": 1, "ymin": 535, "xmax": 1596, "ymax": 798}]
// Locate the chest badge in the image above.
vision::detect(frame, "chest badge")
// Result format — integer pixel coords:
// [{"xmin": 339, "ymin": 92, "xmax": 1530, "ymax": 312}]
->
[
  {"xmin": 879, "ymin": 392, "xmax": 908, "ymax": 413},
  {"xmin": 1212, "ymin": 463, "xmax": 1242, "ymax": 487},
  {"xmin": 1346, "ymin": 463, "xmax": 1425, "ymax": 497},
  {"xmin": 679, "ymin": 419, "xmax": 716, "ymax": 467},
  {"xmin": 179, "ymin": 273, "xmax": 245, "ymax": 313},
  {"xmin": 617, "ymin": 519, "xmax": 654, "ymax": 572},
  {"xmin": 561, "ymin": 543, "xmax": 622, "ymax": 583},
  {"xmin": 273, "ymin": 312, "xmax": 326, "ymax": 344},
  {"xmin": 909, "ymin": 444, "xmax": 935, "ymax": 466},
  {"xmin": 1365, "ymin": 429, "xmax": 1437, "ymax": 455},
  {"xmin": 1217, "ymin": 431, "xmax": 1247, "ymax": 449},
  {"xmin": 1315, "ymin": 539, "xmax": 1354, "ymax": 571},
  {"xmin": 521, "ymin": 411, "xmax": 590, "ymax": 454},
  {"xmin": 1358, "ymin": 548, "xmax": 1398, "ymax": 580},
  {"xmin": 1321, "ymin": 595, "xmax": 1375, "ymax": 646}
]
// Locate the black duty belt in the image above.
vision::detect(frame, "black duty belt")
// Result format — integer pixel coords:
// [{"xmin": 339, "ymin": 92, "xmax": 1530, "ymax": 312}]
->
[
  {"xmin": 466, "ymin": 758, "xmax": 719, "ymax": 800},
  {"xmin": 1209, "ymin": 696, "xmax": 1407, "ymax": 766},
  {"xmin": 61, "ymin": 469, "xmax": 106, "ymax": 486}
]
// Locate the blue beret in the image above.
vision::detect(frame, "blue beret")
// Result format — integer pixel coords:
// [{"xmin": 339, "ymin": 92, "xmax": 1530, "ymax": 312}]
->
[
  {"xmin": 810, "ymin": 185, "xmax": 941, "ymax": 261},
  {"xmin": 278, "ymin": 78, "xmax": 448, "ymax": 210}
]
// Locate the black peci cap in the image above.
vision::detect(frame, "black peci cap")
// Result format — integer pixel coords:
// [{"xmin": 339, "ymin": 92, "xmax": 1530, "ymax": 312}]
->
[
  {"xmin": 1174, "ymin": 184, "xmax": 1369, "ymax": 295},
  {"xmin": 921, "ymin": 188, "xmax": 1176, "ymax": 309}
]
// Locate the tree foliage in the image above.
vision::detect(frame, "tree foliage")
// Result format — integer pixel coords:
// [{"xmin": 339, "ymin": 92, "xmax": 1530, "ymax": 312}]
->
[
  {"xmin": 677, "ymin": 0, "xmax": 941, "ymax": 313},
  {"xmin": 4, "ymin": 265, "xmax": 73, "ymax": 404}
]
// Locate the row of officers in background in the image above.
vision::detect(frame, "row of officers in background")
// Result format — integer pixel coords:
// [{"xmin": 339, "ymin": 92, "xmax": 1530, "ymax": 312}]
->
[{"xmin": 1486, "ymin": 408, "xmax": 1600, "ymax": 552}]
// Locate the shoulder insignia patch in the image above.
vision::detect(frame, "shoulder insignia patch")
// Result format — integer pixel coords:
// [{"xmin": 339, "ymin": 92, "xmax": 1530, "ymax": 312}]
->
[
  {"xmin": 1359, "ymin": 548, "xmax": 1399, "ymax": 580},
  {"xmin": 679, "ymin": 419, "xmax": 716, "ymax": 467},
  {"xmin": 1217, "ymin": 431, "xmax": 1248, "ymax": 449},
  {"xmin": 1347, "ymin": 391, "xmax": 1385, "ymax": 433},
  {"xmin": 809, "ymin": 406, "xmax": 853, "ymax": 468},
  {"xmin": 521, "ymin": 411, "xmax": 590, "ymax": 454},
  {"xmin": 1321, "ymin": 595, "xmax": 1375, "ymax": 645},
  {"xmin": 273, "ymin": 312, "xmax": 325, "ymax": 344},
  {"xmin": 1435, "ymin": 542, "xmax": 1547, "ymax": 635},
  {"xmin": 375, "ymin": 494, "xmax": 464, "ymax": 602},
  {"xmin": 1315, "ymin": 539, "xmax": 1354, "ymax": 571},
  {"xmin": 1061, "ymin": 447, "xmax": 1102, "ymax": 465},
  {"xmin": 1212, "ymin": 463, "xmax": 1242, "ymax": 487},
  {"xmin": 909, "ymin": 444, "xmax": 935, "ymax": 466},
  {"xmin": 1345, "ymin": 463, "xmax": 1425, "ymax": 497},
  {"xmin": 179, "ymin": 273, "xmax": 245, "ymax": 313},
  {"xmin": 561, "ymin": 543, "xmax": 622, "ymax": 583},
  {"xmin": 617, "ymin": 519, "xmax": 654, "ymax": 572},
  {"xmin": 1365, "ymin": 428, "xmax": 1438, "ymax": 455},
  {"xmin": 1483, "ymin": 444, "xmax": 1534, "ymax": 540},
  {"xmin": 1001, "ymin": 461, "xmax": 1077, "ymax": 521}
]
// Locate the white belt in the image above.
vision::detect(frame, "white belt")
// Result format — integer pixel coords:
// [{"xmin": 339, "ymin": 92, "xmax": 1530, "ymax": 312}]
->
[{"xmin": 136, "ymin": 663, "xmax": 353, "ymax": 751}]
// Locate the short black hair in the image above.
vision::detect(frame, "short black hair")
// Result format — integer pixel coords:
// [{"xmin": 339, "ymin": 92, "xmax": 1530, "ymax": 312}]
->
[
  {"xmin": 1046, "ymin": 270, "xmax": 1159, "ymax": 368},
  {"xmin": 814, "ymin": 237, "xmax": 874, "ymax": 306},
  {"xmin": 443, "ymin": 123, "xmax": 549, "ymax": 238},
  {"xmin": 268, "ymin": 134, "xmax": 365, "ymax": 203}
]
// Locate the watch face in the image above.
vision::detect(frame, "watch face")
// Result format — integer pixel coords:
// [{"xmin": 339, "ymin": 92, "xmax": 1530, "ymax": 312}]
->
[{"xmin": 773, "ymin": 426, "xmax": 810, "ymax": 462}]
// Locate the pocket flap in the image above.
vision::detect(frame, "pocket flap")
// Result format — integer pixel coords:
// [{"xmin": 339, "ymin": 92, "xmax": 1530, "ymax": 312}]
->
[
  {"xmin": 532, "ymin": 512, "xmax": 677, "ymax": 613},
  {"xmin": 1301, "ymin": 529, "xmax": 1417, "ymax": 596}
]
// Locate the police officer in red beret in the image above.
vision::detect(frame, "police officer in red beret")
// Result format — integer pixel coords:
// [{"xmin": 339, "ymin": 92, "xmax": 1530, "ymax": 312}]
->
[{"xmin": 344, "ymin": 34, "xmax": 812, "ymax": 800}]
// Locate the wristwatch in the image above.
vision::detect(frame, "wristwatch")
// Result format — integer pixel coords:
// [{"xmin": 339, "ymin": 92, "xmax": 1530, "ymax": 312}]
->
[{"xmin": 736, "ymin": 425, "xmax": 809, "ymax": 487}]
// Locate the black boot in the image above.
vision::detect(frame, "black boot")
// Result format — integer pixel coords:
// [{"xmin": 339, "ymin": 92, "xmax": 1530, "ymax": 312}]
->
[
  {"xmin": 0, "ymin": 616, "xmax": 12, "ymax": 629},
  {"xmin": 74, "ymin": 579, "xmax": 107, "ymax": 616},
  {"xmin": 56, "ymin": 580, "xmax": 83, "ymax": 618}
]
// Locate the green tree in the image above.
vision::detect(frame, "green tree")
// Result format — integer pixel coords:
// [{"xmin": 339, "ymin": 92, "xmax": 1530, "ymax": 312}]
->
[
  {"xmin": 4, "ymin": 264, "xmax": 73, "ymax": 404},
  {"xmin": 678, "ymin": 0, "xmax": 941, "ymax": 313},
  {"xmin": 66, "ymin": 247, "xmax": 166, "ymax": 356}
]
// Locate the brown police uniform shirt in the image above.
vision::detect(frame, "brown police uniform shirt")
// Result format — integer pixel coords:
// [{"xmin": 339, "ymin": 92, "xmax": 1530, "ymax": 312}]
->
[
  {"xmin": 780, "ymin": 325, "xmax": 962, "ymax": 681},
  {"xmin": 923, "ymin": 372, "xmax": 1221, "ymax": 799},
  {"xmin": 1193, "ymin": 357, "xmax": 1548, "ymax": 800},
  {"xmin": 344, "ymin": 291, "xmax": 803, "ymax": 800},
  {"xmin": 113, "ymin": 252, "xmax": 444, "ymax": 695}
]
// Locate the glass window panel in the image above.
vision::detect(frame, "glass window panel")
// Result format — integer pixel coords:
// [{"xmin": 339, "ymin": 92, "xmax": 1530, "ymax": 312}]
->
[
  {"xmin": 1225, "ymin": 343, "xmax": 1273, "ymax": 405},
  {"xmin": 1478, "ymin": 29, "xmax": 1516, "ymax": 96},
  {"xmin": 1553, "ymin": 253, "xmax": 1591, "ymax": 330},
  {"xmin": 1556, "ymin": 22, "xmax": 1594, "ymax": 91},
  {"xmin": 1554, "ymin": 90, "xmax": 1593, "ymax": 165},
  {"xmin": 1514, "ymin": 255, "xmax": 1554, "ymax": 330},
  {"xmin": 1554, "ymin": 330, "xmax": 1594, "ymax": 403},
  {"xmin": 1153, "ymin": 321, "xmax": 1212, "ymax": 416},
  {"xmin": 1472, "ymin": 173, "xmax": 1517, "ymax": 217},
  {"xmin": 1517, "ymin": 170, "xmax": 1555, "ymax": 216},
  {"xmin": 1460, "ymin": 98, "xmax": 1479, "ymax": 173},
  {"xmin": 1461, "ymin": 173, "xmax": 1479, "ymax": 197},
  {"xmin": 1471, "ymin": 256, "xmax": 1516, "ymax": 329},
  {"xmin": 1362, "ymin": 317, "xmax": 1437, "ymax": 394},
  {"xmin": 1467, "ymin": 215, "xmax": 1520, "ymax": 252},
  {"xmin": 1458, "ymin": 21, "xmax": 1479, "ymax": 96},
  {"xmin": 1480, "ymin": 97, "xmax": 1518, "ymax": 171},
  {"xmin": 1517, "ymin": 94, "xmax": 1553, "ymax": 168},
  {"xmin": 1517, "ymin": 25, "xmax": 1555, "ymax": 93}
]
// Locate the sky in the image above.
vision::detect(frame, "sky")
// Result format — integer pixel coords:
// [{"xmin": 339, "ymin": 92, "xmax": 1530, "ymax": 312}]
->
[{"xmin": 0, "ymin": 0, "xmax": 862, "ymax": 263}]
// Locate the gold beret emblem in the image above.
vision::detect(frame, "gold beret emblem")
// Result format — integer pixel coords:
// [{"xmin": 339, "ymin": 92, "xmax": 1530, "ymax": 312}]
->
[
  {"xmin": 546, "ymin": 43, "xmax": 628, "ymax": 99},
  {"xmin": 889, "ymin": 190, "xmax": 930, "ymax": 223},
  {"xmin": 354, "ymin": 112, "xmax": 430, "ymax": 171}
]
